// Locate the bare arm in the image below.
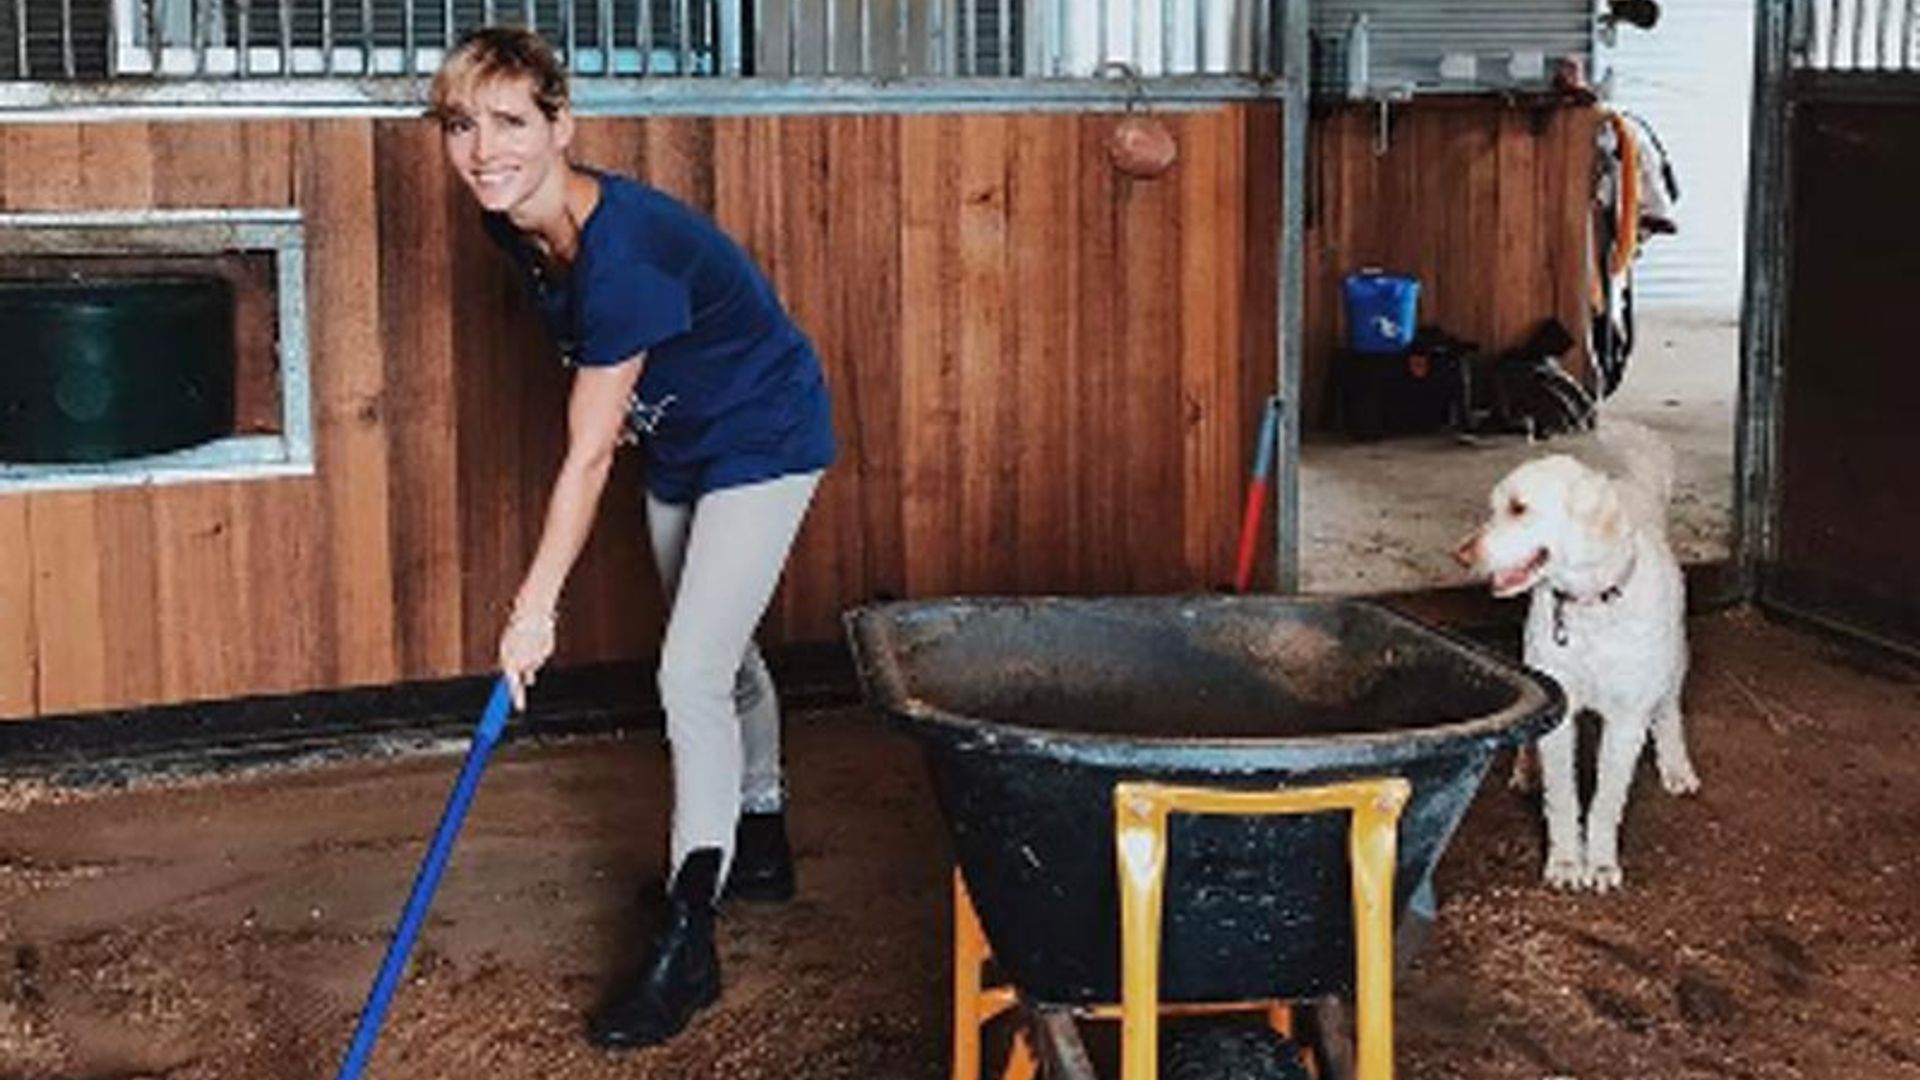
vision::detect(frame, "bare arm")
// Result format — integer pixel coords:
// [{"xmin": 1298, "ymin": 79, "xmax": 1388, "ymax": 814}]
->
[{"xmin": 499, "ymin": 354, "xmax": 646, "ymax": 708}]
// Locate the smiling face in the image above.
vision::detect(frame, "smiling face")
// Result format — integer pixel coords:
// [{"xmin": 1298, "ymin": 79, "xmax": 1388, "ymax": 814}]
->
[
  {"xmin": 1455, "ymin": 455, "xmax": 1621, "ymax": 598},
  {"xmin": 437, "ymin": 74, "xmax": 575, "ymax": 223}
]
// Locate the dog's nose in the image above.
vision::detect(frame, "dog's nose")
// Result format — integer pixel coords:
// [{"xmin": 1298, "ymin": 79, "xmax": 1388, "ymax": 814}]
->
[{"xmin": 1451, "ymin": 532, "xmax": 1480, "ymax": 569}]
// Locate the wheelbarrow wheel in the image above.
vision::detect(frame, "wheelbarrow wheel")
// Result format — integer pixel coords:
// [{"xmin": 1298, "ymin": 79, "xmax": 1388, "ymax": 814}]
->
[{"xmin": 1163, "ymin": 1019, "xmax": 1313, "ymax": 1080}]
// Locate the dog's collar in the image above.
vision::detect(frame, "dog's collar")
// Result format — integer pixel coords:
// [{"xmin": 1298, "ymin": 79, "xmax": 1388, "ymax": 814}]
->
[{"xmin": 1549, "ymin": 551, "xmax": 1638, "ymax": 646}]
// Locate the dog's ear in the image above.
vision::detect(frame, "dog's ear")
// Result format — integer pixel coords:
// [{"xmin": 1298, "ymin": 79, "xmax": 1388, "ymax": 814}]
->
[{"xmin": 1567, "ymin": 468, "xmax": 1627, "ymax": 550}]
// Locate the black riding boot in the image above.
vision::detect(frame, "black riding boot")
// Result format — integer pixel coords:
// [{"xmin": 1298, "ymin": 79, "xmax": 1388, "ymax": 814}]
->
[
  {"xmin": 723, "ymin": 811, "xmax": 796, "ymax": 902},
  {"xmin": 586, "ymin": 848, "xmax": 723, "ymax": 1050}
]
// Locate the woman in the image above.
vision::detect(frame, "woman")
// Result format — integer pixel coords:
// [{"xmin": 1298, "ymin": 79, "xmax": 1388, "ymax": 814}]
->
[{"xmin": 428, "ymin": 27, "xmax": 835, "ymax": 1049}]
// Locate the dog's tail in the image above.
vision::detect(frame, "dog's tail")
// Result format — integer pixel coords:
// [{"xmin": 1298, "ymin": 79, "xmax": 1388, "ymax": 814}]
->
[{"xmin": 1599, "ymin": 418, "xmax": 1676, "ymax": 506}]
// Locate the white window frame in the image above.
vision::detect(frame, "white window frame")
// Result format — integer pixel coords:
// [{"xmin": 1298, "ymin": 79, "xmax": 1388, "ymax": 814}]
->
[{"xmin": 0, "ymin": 209, "xmax": 314, "ymax": 494}]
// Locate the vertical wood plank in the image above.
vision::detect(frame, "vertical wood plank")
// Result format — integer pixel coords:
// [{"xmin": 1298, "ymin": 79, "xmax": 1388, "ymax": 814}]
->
[
  {"xmin": 147, "ymin": 121, "xmax": 256, "ymax": 703},
  {"xmin": 1495, "ymin": 107, "xmax": 1540, "ymax": 349},
  {"xmin": 1008, "ymin": 112, "xmax": 1074, "ymax": 592},
  {"xmin": 1114, "ymin": 122, "xmax": 1186, "ymax": 592},
  {"xmin": 768, "ymin": 115, "xmax": 840, "ymax": 640},
  {"xmin": 27, "ymin": 493, "xmax": 107, "ymax": 714},
  {"xmin": 0, "ymin": 498, "xmax": 33, "ymax": 718},
  {"xmin": 1179, "ymin": 111, "xmax": 1243, "ymax": 589},
  {"xmin": 1559, "ymin": 109, "xmax": 1598, "ymax": 380},
  {"xmin": 955, "ymin": 113, "xmax": 1014, "ymax": 593},
  {"xmin": 898, "ymin": 115, "xmax": 962, "ymax": 596},
  {"xmin": 1072, "ymin": 114, "xmax": 1123, "ymax": 591},
  {"xmin": 301, "ymin": 119, "xmax": 398, "ymax": 686},
  {"xmin": 376, "ymin": 119, "xmax": 465, "ymax": 678},
  {"xmin": 812, "ymin": 114, "xmax": 902, "ymax": 631},
  {"xmin": 79, "ymin": 123, "xmax": 163, "ymax": 711}
]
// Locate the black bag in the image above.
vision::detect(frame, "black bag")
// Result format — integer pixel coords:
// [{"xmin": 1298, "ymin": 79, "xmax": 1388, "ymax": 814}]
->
[
  {"xmin": 1461, "ymin": 319, "xmax": 1595, "ymax": 439},
  {"xmin": 1334, "ymin": 325, "xmax": 1476, "ymax": 440}
]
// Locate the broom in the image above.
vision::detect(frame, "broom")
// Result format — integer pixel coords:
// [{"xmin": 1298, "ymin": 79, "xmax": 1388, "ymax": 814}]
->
[{"xmin": 333, "ymin": 675, "xmax": 515, "ymax": 1080}]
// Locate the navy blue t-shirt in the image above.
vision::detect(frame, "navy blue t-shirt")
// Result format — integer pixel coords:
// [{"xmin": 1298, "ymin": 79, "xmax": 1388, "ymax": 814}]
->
[{"xmin": 484, "ymin": 170, "xmax": 835, "ymax": 503}]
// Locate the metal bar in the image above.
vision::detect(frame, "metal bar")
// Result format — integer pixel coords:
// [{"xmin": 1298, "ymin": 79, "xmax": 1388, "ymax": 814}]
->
[
  {"xmin": 824, "ymin": 0, "xmax": 835, "ymax": 73},
  {"xmin": 999, "ymin": 0, "xmax": 1010, "ymax": 74},
  {"xmin": 1195, "ymin": 0, "xmax": 1205, "ymax": 73},
  {"xmin": 14, "ymin": 0, "xmax": 27, "ymax": 78},
  {"xmin": 1826, "ymin": 0, "xmax": 1843, "ymax": 66},
  {"xmin": 963, "ymin": 0, "xmax": 974, "ymax": 74},
  {"xmin": 1160, "ymin": 0, "xmax": 1171, "ymax": 73},
  {"xmin": 191, "ymin": 0, "xmax": 204, "ymax": 73},
  {"xmin": 322, "ymin": 0, "xmax": 333, "ymax": 72},
  {"xmin": 858, "ymin": 0, "xmax": 869, "ymax": 74},
  {"xmin": 784, "ymin": 0, "xmax": 794, "ymax": 73},
  {"xmin": 404, "ymin": 0, "xmax": 416, "ymax": 74},
  {"xmin": 639, "ymin": 0, "xmax": 652, "ymax": 75},
  {"xmin": 598, "ymin": 0, "xmax": 612, "ymax": 72},
  {"xmin": 1256, "ymin": 0, "xmax": 1270, "ymax": 73},
  {"xmin": 683, "ymin": 0, "xmax": 698, "ymax": 72},
  {"xmin": 57, "ymin": 0, "xmax": 74, "ymax": 77},
  {"xmin": 1735, "ymin": 0, "xmax": 1792, "ymax": 597},
  {"xmin": 277, "ymin": 0, "xmax": 290, "ymax": 74},
  {"xmin": 151, "ymin": 0, "xmax": 166, "ymax": 74},
  {"xmin": 522, "ymin": 0, "xmax": 533, "ymax": 34},
  {"xmin": 361, "ymin": 0, "xmax": 373, "ymax": 72},
  {"xmin": 1130, "ymin": 0, "xmax": 1140, "ymax": 69},
  {"xmin": 1052, "ymin": 0, "xmax": 1065, "ymax": 74},
  {"xmin": 930, "ymin": 0, "xmax": 943, "ymax": 75},
  {"xmin": 0, "ymin": 74, "xmax": 1281, "ymax": 119},
  {"xmin": 896, "ymin": 0, "xmax": 907, "ymax": 75},
  {"xmin": 1096, "ymin": 0, "xmax": 1107, "ymax": 68},
  {"xmin": 1904, "ymin": 0, "xmax": 1916, "ymax": 68},
  {"xmin": 238, "ymin": 0, "xmax": 251, "ymax": 75},
  {"xmin": 566, "ymin": 0, "xmax": 578, "ymax": 72},
  {"xmin": 1906, "ymin": 0, "xmax": 1916, "ymax": 69},
  {"xmin": 1276, "ymin": 0, "xmax": 1307, "ymax": 591}
]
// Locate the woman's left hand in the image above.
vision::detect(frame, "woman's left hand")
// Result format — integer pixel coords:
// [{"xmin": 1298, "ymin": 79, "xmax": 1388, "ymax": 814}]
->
[{"xmin": 498, "ymin": 609, "xmax": 557, "ymax": 711}]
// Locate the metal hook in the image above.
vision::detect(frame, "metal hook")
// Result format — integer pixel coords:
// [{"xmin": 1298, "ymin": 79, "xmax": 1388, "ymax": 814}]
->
[{"xmin": 1093, "ymin": 59, "xmax": 1150, "ymax": 113}]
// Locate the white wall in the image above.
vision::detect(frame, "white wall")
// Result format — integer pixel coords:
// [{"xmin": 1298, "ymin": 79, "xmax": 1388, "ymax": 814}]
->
[{"xmin": 1600, "ymin": 1, "xmax": 1757, "ymax": 313}]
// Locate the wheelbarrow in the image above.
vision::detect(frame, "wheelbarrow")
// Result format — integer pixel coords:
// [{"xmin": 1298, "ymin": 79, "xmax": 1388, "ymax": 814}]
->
[{"xmin": 844, "ymin": 595, "xmax": 1561, "ymax": 1080}]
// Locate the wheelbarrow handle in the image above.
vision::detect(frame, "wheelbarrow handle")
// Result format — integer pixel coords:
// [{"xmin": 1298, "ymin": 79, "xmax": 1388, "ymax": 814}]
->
[{"xmin": 332, "ymin": 675, "xmax": 515, "ymax": 1080}]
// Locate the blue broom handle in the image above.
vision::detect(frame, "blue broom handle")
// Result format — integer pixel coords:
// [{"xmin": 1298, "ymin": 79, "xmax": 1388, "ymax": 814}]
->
[{"xmin": 333, "ymin": 676, "xmax": 515, "ymax": 1080}]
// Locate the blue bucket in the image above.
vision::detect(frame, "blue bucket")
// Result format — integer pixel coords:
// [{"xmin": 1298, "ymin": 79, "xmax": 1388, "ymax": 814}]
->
[{"xmin": 1343, "ymin": 270, "xmax": 1420, "ymax": 355}]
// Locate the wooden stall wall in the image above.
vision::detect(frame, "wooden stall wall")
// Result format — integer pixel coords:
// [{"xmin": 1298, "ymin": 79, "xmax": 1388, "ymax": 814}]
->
[
  {"xmin": 0, "ymin": 107, "xmax": 1279, "ymax": 720},
  {"xmin": 1301, "ymin": 100, "xmax": 1598, "ymax": 431}
]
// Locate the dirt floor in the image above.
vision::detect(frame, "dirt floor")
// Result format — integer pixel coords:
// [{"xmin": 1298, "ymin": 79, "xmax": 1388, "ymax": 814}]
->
[
  {"xmin": 2, "ymin": 607, "xmax": 1918, "ymax": 1080},
  {"xmin": 1301, "ymin": 309, "xmax": 1739, "ymax": 595}
]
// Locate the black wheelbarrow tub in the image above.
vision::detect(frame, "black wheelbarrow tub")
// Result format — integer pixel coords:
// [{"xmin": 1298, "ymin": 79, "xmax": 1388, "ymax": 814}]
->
[{"xmin": 844, "ymin": 594, "xmax": 1562, "ymax": 1007}]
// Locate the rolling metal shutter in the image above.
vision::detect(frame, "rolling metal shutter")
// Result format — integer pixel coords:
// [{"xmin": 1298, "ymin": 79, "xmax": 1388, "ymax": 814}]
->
[{"xmin": 1311, "ymin": 0, "xmax": 1593, "ymax": 93}]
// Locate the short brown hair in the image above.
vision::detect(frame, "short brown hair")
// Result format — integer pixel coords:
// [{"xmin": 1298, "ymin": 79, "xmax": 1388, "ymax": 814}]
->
[{"xmin": 428, "ymin": 26, "xmax": 569, "ymax": 123}]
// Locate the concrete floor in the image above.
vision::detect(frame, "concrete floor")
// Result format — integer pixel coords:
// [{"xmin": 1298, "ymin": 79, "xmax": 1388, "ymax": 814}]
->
[{"xmin": 1301, "ymin": 309, "xmax": 1740, "ymax": 595}]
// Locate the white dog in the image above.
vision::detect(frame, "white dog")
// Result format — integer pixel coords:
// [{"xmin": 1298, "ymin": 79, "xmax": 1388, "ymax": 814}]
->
[{"xmin": 1454, "ymin": 420, "xmax": 1700, "ymax": 891}]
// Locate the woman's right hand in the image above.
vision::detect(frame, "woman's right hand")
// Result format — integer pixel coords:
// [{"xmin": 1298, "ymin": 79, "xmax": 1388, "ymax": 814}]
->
[{"xmin": 498, "ymin": 609, "xmax": 557, "ymax": 712}]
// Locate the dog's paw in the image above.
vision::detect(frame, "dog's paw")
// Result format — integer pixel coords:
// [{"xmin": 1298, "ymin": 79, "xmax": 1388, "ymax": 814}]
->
[
  {"xmin": 1659, "ymin": 759, "xmax": 1701, "ymax": 796},
  {"xmin": 1582, "ymin": 857, "xmax": 1624, "ymax": 893},
  {"xmin": 1543, "ymin": 851, "xmax": 1585, "ymax": 890}
]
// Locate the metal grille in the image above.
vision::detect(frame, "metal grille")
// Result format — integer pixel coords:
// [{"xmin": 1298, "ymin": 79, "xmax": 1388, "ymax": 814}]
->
[
  {"xmin": 1309, "ymin": 0, "xmax": 1590, "ymax": 94},
  {"xmin": 1793, "ymin": 0, "xmax": 1920, "ymax": 69},
  {"xmin": 0, "ymin": 0, "xmax": 1281, "ymax": 81}
]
